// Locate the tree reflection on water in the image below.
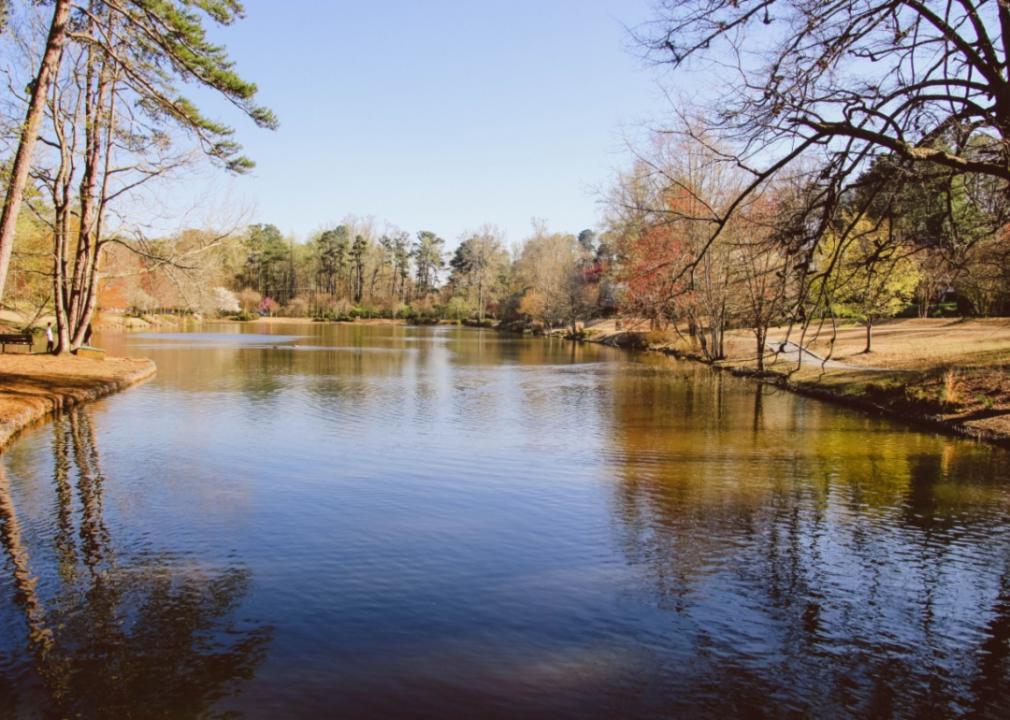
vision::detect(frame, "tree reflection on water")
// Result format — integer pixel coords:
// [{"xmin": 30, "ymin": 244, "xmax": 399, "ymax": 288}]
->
[
  {"xmin": 607, "ymin": 368, "xmax": 1010, "ymax": 717},
  {"xmin": 0, "ymin": 409, "xmax": 271, "ymax": 719}
]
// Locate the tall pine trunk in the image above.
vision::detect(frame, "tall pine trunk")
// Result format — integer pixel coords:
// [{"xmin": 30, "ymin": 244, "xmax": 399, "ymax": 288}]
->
[{"xmin": 0, "ymin": 0, "xmax": 72, "ymax": 304}]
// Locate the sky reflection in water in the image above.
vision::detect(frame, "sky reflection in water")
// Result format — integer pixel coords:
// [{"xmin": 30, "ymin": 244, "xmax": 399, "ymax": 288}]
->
[{"xmin": 1, "ymin": 323, "xmax": 1008, "ymax": 718}]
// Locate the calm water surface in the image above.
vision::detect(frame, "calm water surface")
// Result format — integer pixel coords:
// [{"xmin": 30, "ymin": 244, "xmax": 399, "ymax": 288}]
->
[{"xmin": 1, "ymin": 323, "xmax": 1009, "ymax": 718}]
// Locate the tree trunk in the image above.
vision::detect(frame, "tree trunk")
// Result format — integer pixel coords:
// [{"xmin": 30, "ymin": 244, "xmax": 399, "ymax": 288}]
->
[
  {"xmin": 52, "ymin": 210, "xmax": 72, "ymax": 354},
  {"xmin": 717, "ymin": 301, "xmax": 727, "ymax": 359},
  {"xmin": 70, "ymin": 265, "xmax": 101, "ymax": 351},
  {"xmin": 755, "ymin": 327, "xmax": 765, "ymax": 372},
  {"xmin": 0, "ymin": 0, "xmax": 72, "ymax": 304},
  {"xmin": 710, "ymin": 323, "xmax": 725, "ymax": 361},
  {"xmin": 69, "ymin": 240, "xmax": 101, "ymax": 350},
  {"xmin": 697, "ymin": 319, "xmax": 709, "ymax": 357},
  {"xmin": 864, "ymin": 317, "xmax": 873, "ymax": 353},
  {"xmin": 69, "ymin": 46, "xmax": 106, "ymax": 331},
  {"xmin": 50, "ymin": 106, "xmax": 74, "ymax": 354},
  {"xmin": 52, "ymin": 233, "xmax": 71, "ymax": 355}
]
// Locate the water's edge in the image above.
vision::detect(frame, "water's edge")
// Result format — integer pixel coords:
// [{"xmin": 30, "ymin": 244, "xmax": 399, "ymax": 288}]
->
[
  {"xmin": 232, "ymin": 316, "xmax": 1010, "ymax": 447},
  {"xmin": 87, "ymin": 315, "xmax": 1010, "ymax": 449},
  {"xmin": 559, "ymin": 325, "xmax": 1010, "ymax": 449},
  {"xmin": 0, "ymin": 358, "xmax": 156, "ymax": 452}
]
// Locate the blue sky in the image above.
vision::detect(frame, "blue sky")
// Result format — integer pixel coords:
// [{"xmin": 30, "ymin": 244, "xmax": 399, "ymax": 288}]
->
[{"xmin": 189, "ymin": 0, "xmax": 673, "ymax": 246}]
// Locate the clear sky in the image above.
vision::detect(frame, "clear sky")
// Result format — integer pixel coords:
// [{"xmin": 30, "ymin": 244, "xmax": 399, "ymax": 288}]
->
[{"xmin": 189, "ymin": 0, "xmax": 672, "ymax": 247}]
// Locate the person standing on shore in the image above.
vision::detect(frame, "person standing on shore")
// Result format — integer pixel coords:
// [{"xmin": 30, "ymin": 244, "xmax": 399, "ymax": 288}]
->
[{"xmin": 45, "ymin": 322, "xmax": 54, "ymax": 354}]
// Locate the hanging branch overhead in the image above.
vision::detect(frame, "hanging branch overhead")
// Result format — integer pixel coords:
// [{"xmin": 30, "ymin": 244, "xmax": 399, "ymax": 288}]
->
[{"xmin": 637, "ymin": 0, "xmax": 1010, "ymax": 185}]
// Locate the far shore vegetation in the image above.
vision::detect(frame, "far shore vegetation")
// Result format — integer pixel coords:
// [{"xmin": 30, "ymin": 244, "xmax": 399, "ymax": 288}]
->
[{"xmin": 0, "ymin": 1, "xmax": 1006, "ymax": 435}]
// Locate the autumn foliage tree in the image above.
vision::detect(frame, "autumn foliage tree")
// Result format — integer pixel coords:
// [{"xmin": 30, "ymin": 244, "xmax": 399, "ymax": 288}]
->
[
  {"xmin": 818, "ymin": 216, "xmax": 921, "ymax": 352},
  {"xmin": 609, "ymin": 137, "xmax": 746, "ymax": 360}
]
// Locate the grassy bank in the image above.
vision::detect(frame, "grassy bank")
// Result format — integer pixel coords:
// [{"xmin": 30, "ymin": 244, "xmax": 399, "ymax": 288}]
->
[
  {"xmin": 581, "ymin": 317, "xmax": 1010, "ymax": 447},
  {"xmin": 0, "ymin": 354, "xmax": 157, "ymax": 451}
]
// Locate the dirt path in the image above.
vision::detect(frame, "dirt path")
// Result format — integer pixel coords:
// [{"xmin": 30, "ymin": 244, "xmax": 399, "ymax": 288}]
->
[{"xmin": 764, "ymin": 338, "xmax": 886, "ymax": 371}]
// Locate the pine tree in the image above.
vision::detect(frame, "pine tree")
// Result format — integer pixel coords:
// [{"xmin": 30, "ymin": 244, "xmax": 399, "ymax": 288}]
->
[{"xmin": 0, "ymin": 0, "xmax": 277, "ymax": 310}]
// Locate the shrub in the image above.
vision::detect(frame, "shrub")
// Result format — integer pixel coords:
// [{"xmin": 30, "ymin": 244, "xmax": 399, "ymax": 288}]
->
[
  {"xmin": 443, "ymin": 297, "xmax": 474, "ymax": 321},
  {"xmin": 213, "ymin": 287, "xmax": 240, "ymax": 314},
  {"xmin": 941, "ymin": 369, "xmax": 963, "ymax": 410},
  {"xmin": 283, "ymin": 297, "xmax": 310, "ymax": 317},
  {"xmin": 405, "ymin": 296, "xmax": 439, "ymax": 324},
  {"xmin": 351, "ymin": 304, "xmax": 380, "ymax": 319},
  {"xmin": 238, "ymin": 288, "xmax": 262, "ymax": 313},
  {"xmin": 258, "ymin": 297, "xmax": 280, "ymax": 316}
]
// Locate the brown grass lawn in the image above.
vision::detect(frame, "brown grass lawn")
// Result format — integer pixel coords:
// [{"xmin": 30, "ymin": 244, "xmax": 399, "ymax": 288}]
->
[
  {"xmin": 793, "ymin": 318, "xmax": 1010, "ymax": 369},
  {"xmin": 752, "ymin": 320, "xmax": 1010, "ymax": 439}
]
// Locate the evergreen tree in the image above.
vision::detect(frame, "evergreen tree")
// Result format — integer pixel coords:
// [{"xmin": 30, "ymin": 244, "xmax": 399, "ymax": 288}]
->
[
  {"xmin": 241, "ymin": 224, "xmax": 288, "ymax": 302},
  {"xmin": 351, "ymin": 234, "xmax": 368, "ymax": 302},
  {"xmin": 314, "ymin": 226, "xmax": 350, "ymax": 296},
  {"xmin": 412, "ymin": 231, "xmax": 445, "ymax": 299},
  {"xmin": 392, "ymin": 232, "xmax": 412, "ymax": 301},
  {"xmin": 449, "ymin": 232, "xmax": 509, "ymax": 321}
]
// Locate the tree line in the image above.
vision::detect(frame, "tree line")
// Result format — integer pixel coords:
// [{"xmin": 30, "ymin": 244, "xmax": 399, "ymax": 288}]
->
[
  {"xmin": 606, "ymin": 132, "xmax": 1009, "ymax": 368},
  {"xmin": 2, "ymin": 0, "xmax": 1008, "ymax": 363},
  {"xmin": 86, "ymin": 219, "xmax": 610, "ymax": 332}
]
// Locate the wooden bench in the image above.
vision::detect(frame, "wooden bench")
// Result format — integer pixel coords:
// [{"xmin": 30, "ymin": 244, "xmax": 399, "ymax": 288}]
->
[{"xmin": 0, "ymin": 333, "xmax": 34, "ymax": 353}]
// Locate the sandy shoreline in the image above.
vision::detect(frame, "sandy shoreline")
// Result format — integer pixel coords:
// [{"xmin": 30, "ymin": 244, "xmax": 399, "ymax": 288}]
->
[{"xmin": 0, "ymin": 354, "xmax": 157, "ymax": 452}]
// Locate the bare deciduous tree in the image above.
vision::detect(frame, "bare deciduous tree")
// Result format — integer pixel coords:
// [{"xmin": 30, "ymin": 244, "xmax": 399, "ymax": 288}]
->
[{"xmin": 635, "ymin": 0, "xmax": 1010, "ymax": 293}]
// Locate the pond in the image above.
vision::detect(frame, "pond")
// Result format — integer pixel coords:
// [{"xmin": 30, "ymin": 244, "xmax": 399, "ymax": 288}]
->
[{"xmin": 1, "ymin": 322, "xmax": 1008, "ymax": 718}]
